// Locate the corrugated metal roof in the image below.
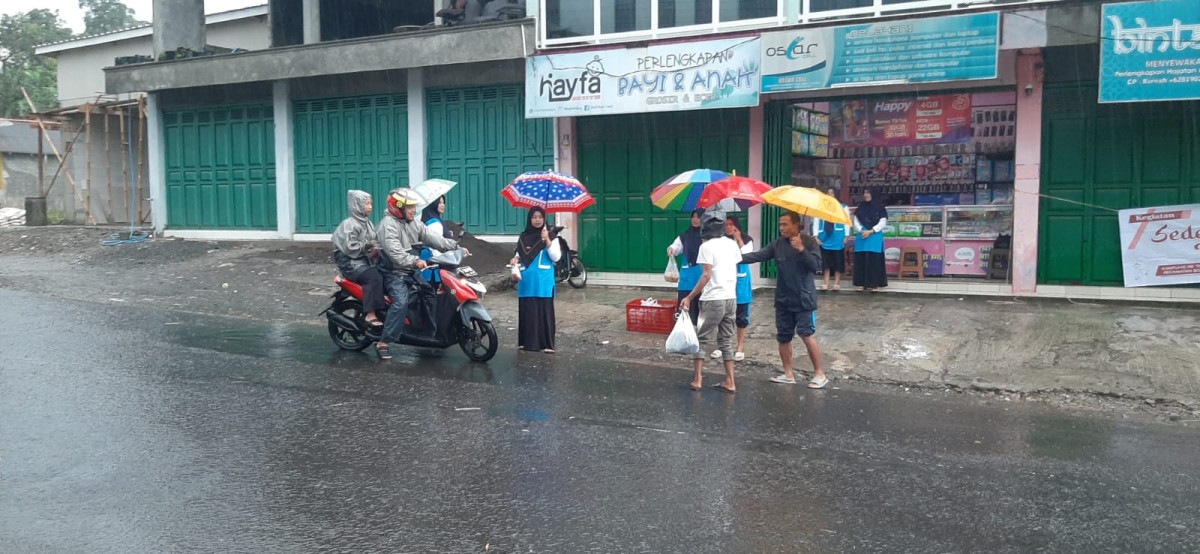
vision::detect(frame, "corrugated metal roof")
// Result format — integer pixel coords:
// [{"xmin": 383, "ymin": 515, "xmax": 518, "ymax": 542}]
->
[
  {"xmin": 0, "ymin": 122, "xmax": 63, "ymax": 156},
  {"xmin": 35, "ymin": 4, "xmax": 268, "ymax": 53}
]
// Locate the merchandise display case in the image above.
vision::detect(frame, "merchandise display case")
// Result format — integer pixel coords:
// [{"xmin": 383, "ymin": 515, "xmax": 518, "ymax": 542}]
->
[{"xmin": 944, "ymin": 205, "xmax": 1013, "ymax": 240}]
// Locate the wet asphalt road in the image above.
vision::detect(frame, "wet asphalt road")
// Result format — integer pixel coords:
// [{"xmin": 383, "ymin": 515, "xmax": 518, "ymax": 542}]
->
[{"xmin": 1, "ymin": 289, "xmax": 1199, "ymax": 553}]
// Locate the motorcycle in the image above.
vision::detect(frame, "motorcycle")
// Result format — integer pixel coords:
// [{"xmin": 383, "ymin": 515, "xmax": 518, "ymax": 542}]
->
[
  {"xmin": 549, "ymin": 226, "xmax": 587, "ymax": 289},
  {"xmin": 322, "ymin": 249, "xmax": 499, "ymax": 362}
]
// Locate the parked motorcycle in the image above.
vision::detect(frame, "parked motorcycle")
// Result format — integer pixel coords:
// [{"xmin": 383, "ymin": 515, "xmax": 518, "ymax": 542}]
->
[
  {"xmin": 550, "ymin": 226, "xmax": 587, "ymax": 289},
  {"xmin": 322, "ymin": 249, "xmax": 498, "ymax": 362}
]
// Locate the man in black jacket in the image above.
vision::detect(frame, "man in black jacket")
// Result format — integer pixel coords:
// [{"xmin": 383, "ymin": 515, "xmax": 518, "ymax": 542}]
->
[{"xmin": 740, "ymin": 211, "xmax": 828, "ymax": 388}]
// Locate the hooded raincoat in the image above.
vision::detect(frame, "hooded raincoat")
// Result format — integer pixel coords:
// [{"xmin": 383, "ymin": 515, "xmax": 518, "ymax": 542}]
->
[{"xmin": 332, "ymin": 190, "xmax": 377, "ymax": 277}]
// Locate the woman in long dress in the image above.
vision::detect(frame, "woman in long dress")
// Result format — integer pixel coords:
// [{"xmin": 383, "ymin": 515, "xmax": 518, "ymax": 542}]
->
[
  {"xmin": 853, "ymin": 188, "xmax": 889, "ymax": 292},
  {"xmin": 667, "ymin": 209, "xmax": 704, "ymax": 325},
  {"xmin": 510, "ymin": 207, "xmax": 561, "ymax": 353}
]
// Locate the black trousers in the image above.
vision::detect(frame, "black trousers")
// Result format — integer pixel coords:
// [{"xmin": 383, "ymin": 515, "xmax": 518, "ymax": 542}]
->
[{"xmin": 347, "ymin": 266, "xmax": 388, "ymax": 315}]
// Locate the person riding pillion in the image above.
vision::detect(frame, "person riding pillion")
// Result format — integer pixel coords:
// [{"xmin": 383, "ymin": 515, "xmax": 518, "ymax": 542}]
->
[{"xmin": 373, "ymin": 188, "xmax": 464, "ymax": 360}]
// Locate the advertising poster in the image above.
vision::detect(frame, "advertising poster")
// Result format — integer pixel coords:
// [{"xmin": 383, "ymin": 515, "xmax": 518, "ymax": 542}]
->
[
  {"xmin": 1119, "ymin": 204, "xmax": 1200, "ymax": 287},
  {"xmin": 832, "ymin": 94, "xmax": 973, "ymax": 148},
  {"xmin": 1100, "ymin": 0, "xmax": 1200, "ymax": 103},
  {"xmin": 761, "ymin": 12, "xmax": 999, "ymax": 93},
  {"xmin": 526, "ymin": 37, "xmax": 761, "ymax": 118},
  {"xmin": 943, "ymin": 240, "xmax": 992, "ymax": 275}
]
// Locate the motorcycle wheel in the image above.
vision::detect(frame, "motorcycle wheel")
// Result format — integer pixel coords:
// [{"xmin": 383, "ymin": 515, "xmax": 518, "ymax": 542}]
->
[
  {"xmin": 328, "ymin": 298, "xmax": 373, "ymax": 351},
  {"xmin": 567, "ymin": 255, "xmax": 587, "ymax": 289},
  {"xmin": 459, "ymin": 318, "xmax": 498, "ymax": 362}
]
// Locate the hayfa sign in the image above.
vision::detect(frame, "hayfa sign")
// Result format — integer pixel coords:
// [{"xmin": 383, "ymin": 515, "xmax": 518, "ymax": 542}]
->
[
  {"xmin": 525, "ymin": 37, "xmax": 761, "ymax": 118},
  {"xmin": 1119, "ymin": 203, "xmax": 1200, "ymax": 287}
]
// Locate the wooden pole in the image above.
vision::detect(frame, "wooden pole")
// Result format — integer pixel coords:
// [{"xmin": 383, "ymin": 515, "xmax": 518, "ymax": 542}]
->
[
  {"xmin": 85, "ymin": 103, "xmax": 93, "ymax": 224},
  {"xmin": 43, "ymin": 119, "xmax": 86, "ymax": 197},
  {"xmin": 105, "ymin": 107, "xmax": 114, "ymax": 223},
  {"xmin": 137, "ymin": 97, "xmax": 147, "ymax": 225},
  {"xmin": 119, "ymin": 106, "xmax": 129, "ymax": 224},
  {"xmin": 37, "ymin": 127, "xmax": 45, "ymax": 197}
]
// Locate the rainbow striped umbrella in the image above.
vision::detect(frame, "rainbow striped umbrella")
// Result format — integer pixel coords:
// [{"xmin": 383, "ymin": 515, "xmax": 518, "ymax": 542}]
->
[{"xmin": 651, "ymin": 169, "xmax": 729, "ymax": 212}]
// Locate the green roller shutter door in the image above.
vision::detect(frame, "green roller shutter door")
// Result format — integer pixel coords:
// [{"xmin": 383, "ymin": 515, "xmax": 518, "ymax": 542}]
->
[
  {"xmin": 1039, "ymin": 84, "xmax": 1200, "ymax": 285},
  {"xmin": 294, "ymin": 94, "xmax": 409, "ymax": 233},
  {"xmin": 426, "ymin": 85, "xmax": 555, "ymax": 235},
  {"xmin": 163, "ymin": 104, "xmax": 276, "ymax": 230},
  {"xmin": 576, "ymin": 110, "xmax": 749, "ymax": 273},
  {"xmin": 759, "ymin": 100, "xmax": 793, "ymax": 278}
]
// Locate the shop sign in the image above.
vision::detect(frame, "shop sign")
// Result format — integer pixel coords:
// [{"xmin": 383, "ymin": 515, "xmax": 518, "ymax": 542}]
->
[
  {"xmin": 943, "ymin": 240, "xmax": 992, "ymax": 276},
  {"xmin": 760, "ymin": 12, "xmax": 999, "ymax": 93},
  {"xmin": 1119, "ymin": 204, "xmax": 1200, "ymax": 287},
  {"xmin": 525, "ymin": 37, "xmax": 760, "ymax": 118},
  {"xmin": 1100, "ymin": 0, "xmax": 1200, "ymax": 103},
  {"xmin": 832, "ymin": 94, "xmax": 973, "ymax": 148}
]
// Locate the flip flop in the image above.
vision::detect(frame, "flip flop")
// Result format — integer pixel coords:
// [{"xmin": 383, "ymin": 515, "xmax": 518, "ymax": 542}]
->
[
  {"xmin": 769, "ymin": 375, "xmax": 796, "ymax": 384},
  {"xmin": 365, "ymin": 318, "xmax": 383, "ymax": 328},
  {"xmin": 711, "ymin": 383, "xmax": 736, "ymax": 394},
  {"xmin": 807, "ymin": 376, "xmax": 829, "ymax": 389},
  {"xmin": 375, "ymin": 344, "xmax": 392, "ymax": 360},
  {"xmin": 687, "ymin": 383, "xmax": 703, "ymax": 391}
]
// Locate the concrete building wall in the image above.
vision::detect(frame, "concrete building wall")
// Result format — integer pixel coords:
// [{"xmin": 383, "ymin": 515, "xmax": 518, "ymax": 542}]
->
[{"xmin": 52, "ymin": 16, "xmax": 270, "ymax": 108}]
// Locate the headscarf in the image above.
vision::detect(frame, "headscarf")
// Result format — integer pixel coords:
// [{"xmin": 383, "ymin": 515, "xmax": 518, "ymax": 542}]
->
[
  {"xmin": 855, "ymin": 188, "xmax": 887, "ymax": 230},
  {"xmin": 421, "ymin": 196, "xmax": 453, "ymax": 238},
  {"xmin": 515, "ymin": 207, "xmax": 553, "ymax": 267},
  {"xmin": 678, "ymin": 208, "xmax": 704, "ymax": 265},
  {"xmin": 726, "ymin": 215, "xmax": 753, "ymax": 247}
]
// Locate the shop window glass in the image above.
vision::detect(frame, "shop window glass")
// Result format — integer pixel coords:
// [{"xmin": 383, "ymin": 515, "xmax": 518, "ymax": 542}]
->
[
  {"xmin": 808, "ymin": 0, "xmax": 873, "ymax": 13},
  {"xmin": 659, "ymin": 0, "xmax": 713, "ymax": 28},
  {"xmin": 602, "ymin": 0, "xmax": 651, "ymax": 33},
  {"xmin": 719, "ymin": 0, "xmax": 778, "ymax": 21},
  {"xmin": 546, "ymin": 0, "xmax": 595, "ymax": 39}
]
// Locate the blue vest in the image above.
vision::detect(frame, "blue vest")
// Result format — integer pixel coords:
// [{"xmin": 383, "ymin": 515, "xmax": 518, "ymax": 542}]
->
[
  {"xmin": 517, "ymin": 250, "xmax": 557, "ymax": 298},
  {"xmin": 736, "ymin": 262, "xmax": 752, "ymax": 305},
  {"xmin": 678, "ymin": 253, "xmax": 702, "ymax": 291},
  {"xmin": 818, "ymin": 208, "xmax": 848, "ymax": 251},
  {"xmin": 855, "ymin": 228, "xmax": 885, "ymax": 253}
]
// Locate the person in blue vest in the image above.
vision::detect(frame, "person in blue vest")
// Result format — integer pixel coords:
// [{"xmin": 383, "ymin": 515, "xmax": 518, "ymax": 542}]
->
[
  {"xmin": 709, "ymin": 215, "xmax": 755, "ymax": 362},
  {"xmin": 419, "ymin": 196, "xmax": 453, "ymax": 282},
  {"xmin": 815, "ymin": 187, "xmax": 854, "ymax": 291},
  {"xmin": 667, "ymin": 208, "xmax": 704, "ymax": 325},
  {"xmin": 509, "ymin": 207, "xmax": 561, "ymax": 353},
  {"xmin": 853, "ymin": 187, "xmax": 889, "ymax": 292}
]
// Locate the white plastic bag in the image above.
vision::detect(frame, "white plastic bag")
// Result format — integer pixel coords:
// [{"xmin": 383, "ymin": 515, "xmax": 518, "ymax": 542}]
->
[
  {"xmin": 510, "ymin": 264, "xmax": 522, "ymax": 282},
  {"xmin": 664, "ymin": 257, "xmax": 680, "ymax": 283},
  {"xmin": 665, "ymin": 311, "xmax": 699, "ymax": 355}
]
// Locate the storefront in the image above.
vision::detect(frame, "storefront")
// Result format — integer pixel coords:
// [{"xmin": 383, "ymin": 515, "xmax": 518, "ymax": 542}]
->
[{"xmin": 758, "ymin": 12, "xmax": 1017, "ymax": 280}]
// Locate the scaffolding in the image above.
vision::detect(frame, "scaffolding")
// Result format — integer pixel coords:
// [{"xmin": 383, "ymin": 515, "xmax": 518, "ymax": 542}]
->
[{"xmin": 21, "ymin": 89, "xmax": 150, "ymax": 226}]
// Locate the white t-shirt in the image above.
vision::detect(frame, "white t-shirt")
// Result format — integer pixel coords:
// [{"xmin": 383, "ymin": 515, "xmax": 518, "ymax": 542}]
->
[{"xmin": 696, "ymin": 237, "xmax": 742, "ymax": 301}]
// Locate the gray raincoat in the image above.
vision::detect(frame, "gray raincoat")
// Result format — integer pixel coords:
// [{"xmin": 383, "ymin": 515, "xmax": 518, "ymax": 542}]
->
[
  {"xmin": 376, "ymin": 210, "xmax": 459, "ymax": 275},
  {"xmin": 332, "ymin": 190, "xmax": 376, "ymax": 276}
]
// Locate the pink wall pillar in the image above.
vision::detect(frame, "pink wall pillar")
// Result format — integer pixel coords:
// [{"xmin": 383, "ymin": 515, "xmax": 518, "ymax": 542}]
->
[
  {"xmin": 556, "ymin": 117, "xmax": 580, "ymax": 245},
  {"xmin": 1012, "ymin": 49, "xmax": 1044, "ymax": 295}
]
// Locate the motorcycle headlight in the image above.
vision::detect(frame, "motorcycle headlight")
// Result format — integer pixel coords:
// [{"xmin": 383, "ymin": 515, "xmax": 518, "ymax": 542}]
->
[{"xmin": 467, "ymin": 281, "xmax": 487, "ymax": 296}]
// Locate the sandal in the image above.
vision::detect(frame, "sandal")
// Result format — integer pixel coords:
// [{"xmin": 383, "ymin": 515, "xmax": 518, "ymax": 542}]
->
[
  {"xmin": 375, "ymin": 344, "xmax": 392, "ymax": 360},
  {"xmin": 734, "ymin": 352, "xmax": 745, "ymax": 361},
  {"xmin": 807, "ymin": 376, "xmax": 829, "ymax": 389},
  {"xmin": 365, "ymin": 317, "xmax": 383, "ymax": 328},
  {"xmin": 711, "ymin": 383, "xmax": 736, "ymax": 394},
  {"xmin": 769, "ymin": 375, "xmax": 796, "ymax": 384}
]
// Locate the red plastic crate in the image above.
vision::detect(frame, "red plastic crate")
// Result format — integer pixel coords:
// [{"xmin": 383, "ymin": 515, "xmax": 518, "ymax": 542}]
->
[{"xmin": 625, "ymin": 299, "xmax": 678, "ymax": 334}]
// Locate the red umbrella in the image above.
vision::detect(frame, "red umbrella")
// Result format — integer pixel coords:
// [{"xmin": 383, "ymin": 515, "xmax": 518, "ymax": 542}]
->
[{"xmin": 696, "ymin": 176, "xmax": 774, "ymax": 210}]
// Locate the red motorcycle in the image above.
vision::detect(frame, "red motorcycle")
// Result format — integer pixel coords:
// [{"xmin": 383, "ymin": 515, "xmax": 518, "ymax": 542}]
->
[{"xmin": 322, "ymin": 249, "xmax": 498, "ymax": 362}]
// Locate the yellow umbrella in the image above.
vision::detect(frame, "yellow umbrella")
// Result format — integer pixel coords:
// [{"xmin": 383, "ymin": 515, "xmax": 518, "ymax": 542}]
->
[{"xmin": 761, "ymin": 186, "xmax": 853, "ymax": 225}]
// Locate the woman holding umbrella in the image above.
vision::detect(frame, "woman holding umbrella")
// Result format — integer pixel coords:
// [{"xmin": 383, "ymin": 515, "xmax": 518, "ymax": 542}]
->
[
  {"xmin": 667, "ymin": 209, "xmax": 705, "ymax": 326},
  {"xmin": 853, "ymin": 188, "xmax": 889, "ymax": 292},
  {"xmin": 510, "ymin": 207, "xmax": 561, "ymax": 353},
  {"xmin": 501, "ymin": 170, "xmax": 595, "ymax": 354}
]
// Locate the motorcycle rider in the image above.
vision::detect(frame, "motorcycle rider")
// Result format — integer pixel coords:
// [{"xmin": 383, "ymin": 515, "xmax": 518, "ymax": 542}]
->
[{"xmin": 375, "ymin": 188, "xmax": 463, "ymax": 360}]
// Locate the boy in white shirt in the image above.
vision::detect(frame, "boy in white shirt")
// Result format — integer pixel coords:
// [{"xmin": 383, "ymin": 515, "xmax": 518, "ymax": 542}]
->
[{"xmin": 679, "ymin": 211, "xmax": 743, "ymax": 393}]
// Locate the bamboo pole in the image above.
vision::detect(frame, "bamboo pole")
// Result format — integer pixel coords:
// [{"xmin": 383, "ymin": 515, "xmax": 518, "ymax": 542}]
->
[
  {"xmin": 85, "ymin": 103, "xmax": 93, "ymax": 224},
  {"xmin": 105, "ymin": 107, "xmax": 114, "ymax": 223},
  {"xmin": 118, "ymin": 106, "xmax": 129, "ymax": 224},
  {"xmin": 43, "ymin": 119, "xmax": 86, "ymax": 197},
  {"xmin": 137, "ymin": 97, "xmax": 147, "ymax": 225}
]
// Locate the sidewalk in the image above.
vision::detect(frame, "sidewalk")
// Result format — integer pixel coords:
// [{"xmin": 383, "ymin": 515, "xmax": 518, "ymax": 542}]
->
[{"xmin": 495, "ymin": 286, "xmax": 1200, "ymax": 406}]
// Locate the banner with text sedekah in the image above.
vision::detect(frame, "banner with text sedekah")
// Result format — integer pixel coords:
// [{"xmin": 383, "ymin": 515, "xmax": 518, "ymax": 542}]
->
[
  {"xmin": 760, "ymin": 12, "xmax": 999, "ymax": 93},
  {"xmin": 525, "ymin": 37, "xmax": 761, "ymax": 118}
]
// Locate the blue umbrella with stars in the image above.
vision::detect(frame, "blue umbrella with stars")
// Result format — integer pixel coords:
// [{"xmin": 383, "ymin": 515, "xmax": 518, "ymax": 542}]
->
[{"xmin": 501, "ymin": 170, "xmax": 596, "ymax": 214}]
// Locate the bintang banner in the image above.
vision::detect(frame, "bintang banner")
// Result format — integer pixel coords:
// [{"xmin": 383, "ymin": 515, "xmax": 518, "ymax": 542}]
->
[
  {"xmin": 1119, "ymin": 204, "xmax": 1200, "ymax": 287},
  {"xmin": 525, "ymin": 37, "xmax": 761, "ymax": 118},
  {"xmin": 1100, "ymin": 0, "xmax": 1200, "ymax": 103}
]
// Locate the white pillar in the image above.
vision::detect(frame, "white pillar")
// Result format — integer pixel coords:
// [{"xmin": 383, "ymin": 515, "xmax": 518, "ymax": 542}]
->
[
  {"xmin": 274, "ymin": 80, "xmax": 297, "ymax": 238},
  {"xmin": 146, "ymin": 93, "xmax": 167, "ymax": 234},
  {"xmin": 748, "ymin": 103, "xmax": 768, "ymax": 286},
  {"xmin": 407, "ymin": 68, "xmax": 427, "ymax": 187},
  {"xmin": 555, "ymin": 117, "xmax": 579, "ymax": 247},
  {"xmin": 302, "ymin": 0, "xmax": 321, "ymax": 44}
]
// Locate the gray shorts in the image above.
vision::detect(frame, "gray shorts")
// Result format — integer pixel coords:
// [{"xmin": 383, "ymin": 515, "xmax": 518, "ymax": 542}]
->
[{"xmin": 694, "ymin": 298, "xmax": 737, "ymax": 361}]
